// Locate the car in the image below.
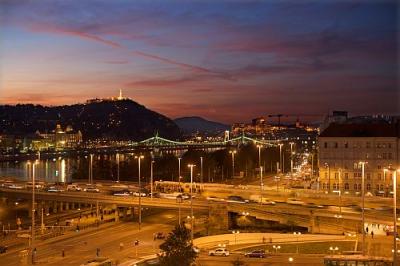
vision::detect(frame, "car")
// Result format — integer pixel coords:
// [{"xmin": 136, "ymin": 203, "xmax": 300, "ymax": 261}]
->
[
  {"xmin": 226, "ymin": 196, "xmax": 248, "ymax": 204},
  {"xmin": 148, "ymin": 192, "xmax": 161, "ymax": 198},
  {"xmin": 306, "ymin": 203, "xmax": 325, "ymax": 209},
  {"xmin": 84, "ymin": 187, "xmax": 100, "ymax": 193},
  {"xmin": 67, "ymin": 184, "xmax": 82, "ymax": 191},
  {"xmin": 286, "ymin": 198, "xmax": 305, "ymax": 205},
  {"xmin": 208, "ymin": 248, "xmax": 229, "ymax": 256},
  {"xmin": 113, "ymin": 190, "xmax": 131, "ymax": 196},
  {"xmin": 244, "ymin": 250, "xmax": 266, "ymax": 258},
  {"xmin": 46, "ymin": 186, "xmax": 64, "ymax": 192},
  {"xmin": 8, "ymin": 184, "xmax": 24, "ymax": 190},
  {"xmin": 132, "ymin": 191, "xmax": 147, "ymax": 197},
  {"xmin": 206, "ymin": 196, "xmax": 225, "ymax": 202},
  {"xmin": 0, "ymin": 245, "xmax": 7, "ymax": 254},
  {"xmin": 193, "ymin": 246, "xmax": 200, "ymax": 253},
  {"xmin": 154, "ymin": 232, "xmax": 166, "ymax": 239}
]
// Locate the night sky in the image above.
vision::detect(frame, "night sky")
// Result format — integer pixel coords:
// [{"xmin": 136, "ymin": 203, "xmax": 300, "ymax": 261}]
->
[{"xmin": 0, "ymin": 0, "xmax": 398, "ymax": 123}]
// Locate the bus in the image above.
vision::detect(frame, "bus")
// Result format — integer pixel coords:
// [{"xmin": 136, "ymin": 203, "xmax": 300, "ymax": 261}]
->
[{"xmin": 324, "ymin": 255, "xmax": 393, "ymax": 266}]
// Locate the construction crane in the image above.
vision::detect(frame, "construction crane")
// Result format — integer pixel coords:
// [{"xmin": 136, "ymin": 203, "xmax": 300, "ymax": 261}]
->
[{"xmin": 267, "ymin": 114, "xmax": 288, "ymax": 127}]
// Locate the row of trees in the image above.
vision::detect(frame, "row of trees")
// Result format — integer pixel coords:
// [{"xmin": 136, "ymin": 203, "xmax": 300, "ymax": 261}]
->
[{"xmin": 71, "ymin": 144, "xmax": 298, "ymax": 183}]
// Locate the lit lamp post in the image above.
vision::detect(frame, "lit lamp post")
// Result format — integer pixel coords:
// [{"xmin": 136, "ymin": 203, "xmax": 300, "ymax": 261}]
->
[
  {"xmin": 359, "ymin": 161, "xmax": 367, "ymax": 256},
  {"xmin": 386, "ymin": 167, "xmax": 399, "ymax": 265},
  {"xmin": 31, "ymin": 160, "xmax": 38, "ymax": 264},
  {"xmin": 200, "ymin": 157, "xmax": 203, "ymax": 185},
  {"xmin": 293, "ymin": 231, "xmax": 301, "ymax": 253},
  {"xmin": 178, "ymin": 158, "xmax": 182, "ymax": 191},
  {"xmin": 278, "ymin": 144, "xmax": 283, "ymax": 173},
  {"xmin": 116, "ymin": 153, "xmax": 120, "ymax": 183},
  {"xmin": 232, "ymin": 230, "xmax": 240, "ymax": 245},
  {"xmin": 260, "ymin": 166, "xmax": 263, "ymax": 204},
  {"xmin": 229, "ymin": 150, "xmax": 236, "ymax": 178},
  {"xmin": 289, "ymin": 142, "xmax": 294, "ymax": 176},
  {"xmin": 329, "ymin": 246, "xmax": 339, "ymax": 255},
  {"xmin": 338, "ymin": 168, "xmax": 343, "ymax": 231},
  {"xmin": 150, "ymin": 160, "xmax": 154, "ymax": 200},
  {"xmin": 272, "ymin": 245, "xmax": 281, "ymax": 253},
  {"xmin": 257, "ymin": 145, "xmax": 262, "ymax": 168},
  {"xmin": 135, "ymin": 155, "xmax": 144, "ymax": 230},
  {"xmin": 188, "ymin": 164, "xmax": 196, "ymax": 243}
]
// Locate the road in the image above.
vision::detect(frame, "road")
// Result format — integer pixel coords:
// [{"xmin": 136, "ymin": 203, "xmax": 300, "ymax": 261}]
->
[
  {"xmin": 0, "ymin": 209, "xmax": 190, "ymax": 266},
  {"xmin": 197, "ymin": 253, "xmax": 324, "ymax": 266}
]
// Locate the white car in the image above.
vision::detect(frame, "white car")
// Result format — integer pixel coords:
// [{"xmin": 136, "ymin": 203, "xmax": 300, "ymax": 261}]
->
[
  {"xmin": 208, "ymin": 248, "xmax": 229, "ymax": 256},
  {"xmin": 67, "ymin": 185, "xmax": 82, "ymax": 191},
  {"xmin": 84, "ymin": 187, "xmax": 100, "ymax": 193}
]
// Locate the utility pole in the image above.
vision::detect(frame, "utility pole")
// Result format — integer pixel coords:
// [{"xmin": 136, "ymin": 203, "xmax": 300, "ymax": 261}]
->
[{"xmin": 135, "ymin": 155, "xmax": 144, "ymax": 230}]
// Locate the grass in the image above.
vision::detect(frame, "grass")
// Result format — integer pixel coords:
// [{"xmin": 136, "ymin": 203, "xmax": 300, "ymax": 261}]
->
[{"xmin": 237, "ymin": 240, "xmax": 356, "ymax": 254}]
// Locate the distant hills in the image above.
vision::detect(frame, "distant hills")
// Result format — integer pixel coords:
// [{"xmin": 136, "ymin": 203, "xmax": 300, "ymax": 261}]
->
[
  {"xmin": 174, "ymin": 116, "xmax": 229, "ymax": 135},
  {"xmin": 0, "ymin": 99, "xmax": 181, "ymax": 140}
]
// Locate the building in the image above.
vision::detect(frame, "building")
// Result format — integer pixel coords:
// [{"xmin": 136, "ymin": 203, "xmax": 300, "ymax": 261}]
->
[
  {"xmin": 318, "ymin": 118, "xmax": 400, "ymax": 196},
  {"xmin": 37, "ymin": 124, "xmax": 82, "ymax": 150}
]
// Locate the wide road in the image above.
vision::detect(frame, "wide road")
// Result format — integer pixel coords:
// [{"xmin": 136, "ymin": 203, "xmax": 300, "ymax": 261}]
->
[
  {"xmin": 0, "ymin": 209, "xmax": 190, "ymax": 266},
  {"xmin": 197, "ymin": 253, "xmax": 324, "ymax": 266}
]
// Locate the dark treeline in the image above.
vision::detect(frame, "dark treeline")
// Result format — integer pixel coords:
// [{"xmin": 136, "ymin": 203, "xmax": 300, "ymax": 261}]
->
[{"xmin": 71, "ymin": 144, "xmax": 296, "ymax": 183}]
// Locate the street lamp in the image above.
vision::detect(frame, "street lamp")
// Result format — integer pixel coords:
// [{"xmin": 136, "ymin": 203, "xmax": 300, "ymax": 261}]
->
[
  {"xmin": 289, "ymin": 142, "xmax": 295, "ymax": 176},
  {"xmin": 30, "ymin": 160, "xmax": 38, "ymax": 264},
  {"xmin": 178, "ymin": 158, "xmax": 182, "ymax": 190},
  {"xmin": 89, "ymin": 154, "xmax": 94, "ymax": 184},
  {"xmin": 293, "ymin": 231, "xmax": 301, "ymax": 253},
  {"xmin": 359, "ymin": 161, "xmax": 367, "ymax": 256},
  {"xmin": 260, "ymin": 166, "xmax": 263, "ymax": 204},
  {"xmin": 229, "ymin": 150, "xmax": 236, "ymax": 178},
  {"xmin": 386, "ymin": 167, "xmax": 399, "ymax": 265},
  {"xmin": 232, "ymin": 230, "xmax": 240, "ymax": 245},
  {"xmin": 256, "ymin": 145, "xmax": 262, "ymax": 168},
  {"xmin": 135, "ymin": 155, "xmax": 144, "ymax": 230},
  {"xmin": 329, "ymin": 246, "xmax": 339, "ymax": 254},
  {"xmin": 116, "ymin": 153, "xmax": 120, "ymax": 183},
  {"xmin": 272, "ymin": 245, "xmax": 281, "ymax": 253},
  {"xmin": 150, "ymin": 160, "xmax": 154, "ymax": 199},
  {"xmin": 278, "ymin": 144, "xmax": 283, "ymax": 173},
  {"xmin": 200, "ymin": 157, "xmax": 203, "ymax": 185},
  {"xmin": 188, "ymin": 164, "xmax": 196, "ymax": 243}
]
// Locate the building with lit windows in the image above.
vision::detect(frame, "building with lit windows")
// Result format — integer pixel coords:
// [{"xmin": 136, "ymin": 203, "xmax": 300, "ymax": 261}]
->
[{"xmin": 318, "ymin": 118, "xmax": 400, "ymax": 196}]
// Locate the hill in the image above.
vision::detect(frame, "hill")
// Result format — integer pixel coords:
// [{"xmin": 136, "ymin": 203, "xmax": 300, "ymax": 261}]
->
[
  {"xmin": 174, "ymin": 116, "xmax": 229, "ymax": 135},
  {"xmin": 0, "ymin": 99, "xmax": 181, "ymax": 140}
]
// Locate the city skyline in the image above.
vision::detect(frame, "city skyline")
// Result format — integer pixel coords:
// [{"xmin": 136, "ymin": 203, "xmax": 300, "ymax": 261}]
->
[{"xmin": 0, "ymin": 0, "xmax": 398, "ymax": 123}]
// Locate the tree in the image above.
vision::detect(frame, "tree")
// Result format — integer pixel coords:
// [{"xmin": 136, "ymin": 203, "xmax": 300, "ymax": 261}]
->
[{"xmin": 159, "ymin": 223, "xmax": 198, "ymax": 266}]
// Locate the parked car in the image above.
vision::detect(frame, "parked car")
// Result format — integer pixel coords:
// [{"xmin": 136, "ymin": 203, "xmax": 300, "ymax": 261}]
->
[
  {"xmin": 244, "ymin": 250, "xmax": 266, "ymax": 258},
  {"xmin": 84, "ymin": 186, "xmax": 100, "ymax": 193},
  {"xmin": 0, "ymin": 245, "xmax": 7, "ymax": 254},
  {"xmin": 67, "ymin": 184, "xmax": 82, "ymax": 191},
  {"xmin": 208, "ymin": 247, "xmax": 229, "ymax": 256}
]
